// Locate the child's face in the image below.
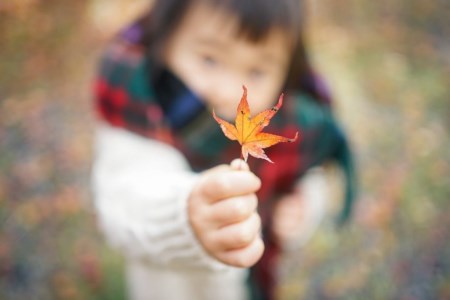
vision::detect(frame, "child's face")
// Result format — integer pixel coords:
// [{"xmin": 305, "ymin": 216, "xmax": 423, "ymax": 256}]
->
[{"xmin": 164, "ymin": 2, "xmax": 292, "ymax": 120}]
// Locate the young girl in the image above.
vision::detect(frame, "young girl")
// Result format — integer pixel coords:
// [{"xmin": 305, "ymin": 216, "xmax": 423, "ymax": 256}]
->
[{"xmin": 92, "ymin": 0, "xmax": 356, "ymax": 299}]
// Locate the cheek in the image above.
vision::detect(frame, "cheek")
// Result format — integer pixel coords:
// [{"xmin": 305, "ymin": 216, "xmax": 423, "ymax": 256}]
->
[{"xmin": 169, "ymin": 52, "xmax": 211, "ymax": 97}]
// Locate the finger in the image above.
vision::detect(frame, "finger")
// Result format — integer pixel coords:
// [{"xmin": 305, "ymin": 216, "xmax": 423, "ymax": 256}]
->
[
  {"xmin": 210, "ymin": 213, "xmax": 261, "ymax": 251},
  {"xmin": 216, "ymin": 237, "xmax": 264, "ymax": 268},
  {"xmin": 230, "ymin": 159, "xmax": 249, "ymax": 171},
  {"xmin": 209, "ymin": 194, "xmax": 258, "ymax": 226},
  {"xmin": 202, "ymin": 164, "xmax": 231, "ymax": 176},
  {"xmin": 202, "ymin": 171, "xmax": 261, "ymax": 202}
]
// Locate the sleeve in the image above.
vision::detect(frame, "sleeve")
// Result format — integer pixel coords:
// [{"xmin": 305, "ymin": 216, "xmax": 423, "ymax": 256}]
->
[{"xmin": 91, "ymin": 123, "xmax": 227, "ymax": 270}]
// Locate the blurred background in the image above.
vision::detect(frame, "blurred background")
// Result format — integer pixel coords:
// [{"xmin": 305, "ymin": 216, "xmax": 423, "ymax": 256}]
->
[{"xmin": 0, "ymin": 0, "xmax": 449, "ymax": 299}]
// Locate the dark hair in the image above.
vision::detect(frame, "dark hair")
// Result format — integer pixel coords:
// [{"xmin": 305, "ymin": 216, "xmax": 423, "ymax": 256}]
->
[{"xmin": 139, "ymin": 0, "xmax": 330, "ymax": 103}]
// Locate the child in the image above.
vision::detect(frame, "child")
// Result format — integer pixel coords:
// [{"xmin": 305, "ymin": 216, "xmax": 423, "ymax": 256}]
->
[{"xmin": 92, "ymin": 0, "xmax": 356, "ymax": 299}]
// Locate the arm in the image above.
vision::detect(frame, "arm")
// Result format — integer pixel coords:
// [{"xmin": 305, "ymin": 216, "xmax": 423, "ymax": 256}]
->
[
  {"xmin": 92, "ymin": 123, "xmax": 224, "ymax": 269},
  {"xmin": 271, "ymin": 168, "xmax": 328, "ymax": 251},
  {"xmin": 92, "ymin": 123, "xmax": 264, "ymax": 269}
]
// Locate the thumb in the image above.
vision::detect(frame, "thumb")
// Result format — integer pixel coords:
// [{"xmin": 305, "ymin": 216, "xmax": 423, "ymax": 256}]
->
[{"xmin": 230, "ymin": 158, "xmax": 250, "ymax": 171}]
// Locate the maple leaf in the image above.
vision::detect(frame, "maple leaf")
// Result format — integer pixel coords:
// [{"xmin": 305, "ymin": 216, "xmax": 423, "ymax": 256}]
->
[{"xmin": 213, "ymin": 85, "xmax": 298, "ymax": 163}]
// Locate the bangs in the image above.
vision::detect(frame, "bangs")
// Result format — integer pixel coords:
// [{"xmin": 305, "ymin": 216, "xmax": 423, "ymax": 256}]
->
[
  {"xmin": 144, "ymin": 0, "xmax": 304, "ymax": 47},
  {"xmin": 203, "ymin": 0, "xmax": 303, "ymax": 43}
]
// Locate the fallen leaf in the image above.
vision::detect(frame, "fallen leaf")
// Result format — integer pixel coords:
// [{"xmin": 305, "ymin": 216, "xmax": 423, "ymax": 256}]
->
[{"xmin": 213, "ymin": 85, "xmax": 298, "ymax": 163}]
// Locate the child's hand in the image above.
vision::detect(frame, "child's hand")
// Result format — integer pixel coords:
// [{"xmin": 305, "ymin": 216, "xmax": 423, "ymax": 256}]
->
[
  {"xmin": 272, "ymin": 192, "xmax": 305, "ymax": 246},
  {"xmin": 188, "ymin": 159, "xmax": 264, "ymax": 268},
  {"xmin": 272, "ymin": 169, "xmax": 327, "ymax": 250}
]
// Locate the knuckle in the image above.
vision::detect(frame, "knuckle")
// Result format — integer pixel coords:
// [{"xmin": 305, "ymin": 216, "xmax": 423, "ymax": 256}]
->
[
  {"xmin": 252, "ymin": 176, "xmax": 262, "ymax": 190},
  {"xmin": 253, "ymin": 213, "xmax": 262, "ymax": 229},
  {"xmin": 202, "ymin": 232, "xmax": 218, "ymax": 252},
  {"xmin": 220, "ymin": 238, "xmax": 264, "ymax": 268},
  {"xmin": 214, "ymin": 176, "xmax": 231, "ymax": 196},
  {"xmin": 231, "ymin": 255, "xmax": 248, "ymax": 268},
  {"xmin": 248, "ymin": 194, "xmax": 258, "ymax": 211},
  {"xmin": 230, "ymin": 199, "xmax": 249, "ymax": 219},
  {"xmin": 220, "ymin": 252, "xmax": 246, "ymax": 268},
  {"xmin": 234, "ymin": 224, "xmax": 254, "ymax": 246}
]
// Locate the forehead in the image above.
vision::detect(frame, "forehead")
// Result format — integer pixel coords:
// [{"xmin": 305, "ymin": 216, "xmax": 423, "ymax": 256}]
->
[{"xmin": 172, "ymin": 1, "xmax": 294, "ymax": 54}]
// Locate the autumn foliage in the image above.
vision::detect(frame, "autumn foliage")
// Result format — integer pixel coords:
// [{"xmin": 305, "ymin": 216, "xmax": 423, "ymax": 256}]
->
[{"xmin": 213, "ymin": 86, "xmax": 298, "ymax": 163}]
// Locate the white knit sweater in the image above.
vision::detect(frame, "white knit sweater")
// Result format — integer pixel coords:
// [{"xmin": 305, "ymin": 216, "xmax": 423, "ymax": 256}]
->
[{"xmin": 91, "ymin": 123, "xmax": 327, "ymax": 300}]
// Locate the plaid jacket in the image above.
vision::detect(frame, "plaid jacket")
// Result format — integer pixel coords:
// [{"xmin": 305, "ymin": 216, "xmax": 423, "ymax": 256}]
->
[{"xmin": 94, "ymin": 22, "xmax": 356, "ymax": 300}]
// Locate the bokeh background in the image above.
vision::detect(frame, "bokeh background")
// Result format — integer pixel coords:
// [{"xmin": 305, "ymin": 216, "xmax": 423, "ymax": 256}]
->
[{"xmin": 0, "ymin": 0, "xmax": 449, "ymax": 299}]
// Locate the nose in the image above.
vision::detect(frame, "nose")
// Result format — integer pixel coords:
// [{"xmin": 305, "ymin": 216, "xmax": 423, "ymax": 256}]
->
[{"xmin": 209, "ymin": 72, "xmax": 244, "ymax": 111}]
